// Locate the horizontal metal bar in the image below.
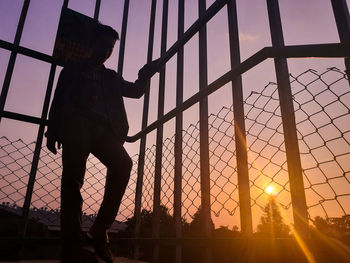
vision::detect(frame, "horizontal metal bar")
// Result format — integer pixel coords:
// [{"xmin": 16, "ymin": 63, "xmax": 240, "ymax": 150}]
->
[
  {"xmin": 1, "ymin": 43, "xmax": 348, "ymax": 135},
  {"xmin": 0, "ymin": 110, "xmax": 43, "ymax": 124},
  {"xmin": 0, "ymin": 237, "xmax": 304, "ymax": 247},
  {"xmin": 0, "ymin": 237, "xmax": 295, "ymax": 247},
  {"xmin": 0, "ymin": 39, "xmax": 60, "ymax": 65},
  {"xmin": 125, "ymin": 42, "xmax": 349, "ymax": 142}
]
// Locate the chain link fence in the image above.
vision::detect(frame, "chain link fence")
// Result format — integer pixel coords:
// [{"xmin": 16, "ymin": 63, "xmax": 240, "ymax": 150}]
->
[{"xmin": 1, "ymin": 67, "xmax": 349, "ymax": 230}]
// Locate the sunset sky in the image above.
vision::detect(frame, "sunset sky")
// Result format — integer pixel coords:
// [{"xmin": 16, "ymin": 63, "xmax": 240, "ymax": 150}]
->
[{"xmin": 1, "ymin": 0, "xmax": 349, "ymax": 229}]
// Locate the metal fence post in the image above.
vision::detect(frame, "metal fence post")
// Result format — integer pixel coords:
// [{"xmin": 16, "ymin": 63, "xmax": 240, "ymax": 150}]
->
[
  {"xmin": 227, "ymin": 0, "xmax": 253, "ymax": 235},
  {"xmin": 133, "ymin": 0, "xmax": 157, "ymax": 259},
  {"xmin": 174, "ymin": 1, "xmax": 185, "ymax": 262},
  {"xmin": 22, "ymin": 0, "xmax": 69, "ymax": 242},
  {"xmin": 117, "ymin": 0, "xmax": 129, "ymax": 75},
  {"xmin": 23, "ymin": 0, "xmax": 99, "ymax": 231},
  {"xmin": 152, "ymin": 0, "xmax": 169, "ymax": 262},
  {"xmin": 93, "ymin": 0, "xmax": 101, "ymax": 20},
  {"xmin": 22, "ymin": 65, "xmax": 56, "ymax": 222},
  {"xmin": 266, "ymin": 0, "xmax": 309, "ymax": 236},
  {"xmin": 198, "ymin": 0, "xmax": 212, "ymax": 262},
  {"xmin": 0, "ymin": 0, "xmax": 30, "ymax": 123},
  {"xmin": 330, "ymin": 0, "xmax": 350, "ymax": 84}
]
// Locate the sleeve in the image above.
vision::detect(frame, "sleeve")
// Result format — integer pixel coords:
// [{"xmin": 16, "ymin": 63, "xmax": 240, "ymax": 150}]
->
[
  {"xmin": 46, "ymin": 67, "xmax": 70, "ymax": 139},
  {"xmin": 117, "ymin": 72, "xmax": 148, "ymax": 99}
]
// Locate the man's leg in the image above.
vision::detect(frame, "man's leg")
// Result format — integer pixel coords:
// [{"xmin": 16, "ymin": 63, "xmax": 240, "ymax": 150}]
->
[
  {"xmin": 60, "ymin": 115, "xmax": 91, "ymax": 260},
  {"xmin": 90, "ymin": 126, "xmax": 132, "ymax": 234},
  {"xmin": 87, "ymin": 125, "xmax": 132, "ymax": 262}
]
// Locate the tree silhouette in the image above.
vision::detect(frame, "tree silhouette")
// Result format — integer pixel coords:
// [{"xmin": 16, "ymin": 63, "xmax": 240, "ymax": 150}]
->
[
  {"xmin": 186, "ymin": 206, "xmax": 214, "ymax": 237},
  {"xmin": 313, "ymin": 215, "xmax": 350, "ymax": 242},
  {"xmin": 256, "ymin": 196, "xmax": 290, "ymax": 237},
  {"xmin": 119, "ymin": 205, "xmax": 186, "ymax": 238}
]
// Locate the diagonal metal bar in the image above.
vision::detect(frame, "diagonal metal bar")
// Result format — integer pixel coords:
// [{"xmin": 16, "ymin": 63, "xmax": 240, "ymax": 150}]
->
[
  {"xmin": 1, "ymin": 42, "xmax": 348, "ymax": 139},
  {"xmin": 125, "ymin": 42, "xmax": 350, "ymax": 142},
  {"xmin": 0, "ymin": 40, "xmax": 58, "ymax": 65}
]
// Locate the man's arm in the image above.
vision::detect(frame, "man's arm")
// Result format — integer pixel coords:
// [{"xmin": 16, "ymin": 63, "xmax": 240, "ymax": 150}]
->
[
  {"xmin": 119, "ymin": 59, "xmax": 160, "ymax": 98},
  {"xmin": 46, "ymin": 67, "xmax": 69, "ymax": 154}
]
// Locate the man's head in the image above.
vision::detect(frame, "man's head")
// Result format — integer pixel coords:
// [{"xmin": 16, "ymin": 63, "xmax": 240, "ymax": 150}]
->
[{"xmin": 90, "ymin": 23, "xmax": 119, "ymax": 65}]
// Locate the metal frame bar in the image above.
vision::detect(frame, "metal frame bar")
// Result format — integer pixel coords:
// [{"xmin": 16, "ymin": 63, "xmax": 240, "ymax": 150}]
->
[
  {"xmin": 117, "ymin": 0, "xmax": 129, "ymax": 75},
  {"xmin": 174, "ymin": 1, "xmax": 185, "ymax": 262},
  {"xmin": 1, "ymin": 1, "xmax": 350, "ymax": 256},
  {"xmin": 152, "ymin": 1, "xmax": 169, "ymax": 262},
  {"xmin": 198, "ymin": 1, "xmax": 212, "ymax": 262},
  {"xmin": 22, "ymin": 0, "xmax": 70, "ymax": 240},
  {"xmin": 267, "ymin": 0, "xmax": 308, "ymax": 236},
  {"xmin": 133, "ymin": 0, "xmax": 157, "ymax": 259},
  {"xmin": 1, "ymin": 43, "xmax": 348, "ymax": 136},
  {"xmin": 22, "ymin": 0, "xmax": 101, "ymax": 236},
  {"xmin": 0, "ymin": 40, "xmax": 57, "ymax": 65},
  {"xmin": 331, "ymin": 0, "xmax": 350, "ymax": 84},
  {"xmin": 227, "ymin": 0, "xmax": 253, "ymax": 235},
  {"xmin": 0, "ymin": 0, "xmax": 30, "ymax": 122},
  {"xmin": 123, "ymin": 42, "xmax": 349, "ymax": 142}
]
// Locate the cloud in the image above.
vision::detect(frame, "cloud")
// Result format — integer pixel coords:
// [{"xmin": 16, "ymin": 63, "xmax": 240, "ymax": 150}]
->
[{"xmin": 238, "ymin": 32, "xmax": 258, "ymax": 41}]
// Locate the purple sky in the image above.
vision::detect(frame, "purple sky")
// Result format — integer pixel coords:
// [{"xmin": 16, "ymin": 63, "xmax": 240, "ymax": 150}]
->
[
  {"xmin": 1, "ymin": 0, "xmax": 348, "ymax": 146},
  {"xmin": 1, "ymin": 0, "xmax": 349, "ymax": 228}
]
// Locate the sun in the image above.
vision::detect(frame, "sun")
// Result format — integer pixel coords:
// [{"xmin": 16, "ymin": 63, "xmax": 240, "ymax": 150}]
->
[{"xmin": 265, "ymin": 185, "xmax": 274, "ymax": 195}]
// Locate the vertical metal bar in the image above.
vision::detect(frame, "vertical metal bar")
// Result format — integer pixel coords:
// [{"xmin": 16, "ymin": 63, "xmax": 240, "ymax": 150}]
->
[
  {"xmin": 22, "ymin": 65, "xmax": 56, "ymax": 220},
  {"xmin": 133, "ymin": 0, "xmax": 157, "ymax": 259},
  {"xmin": 0, "ymin": 0, "xmax": 30, "ymax": 123},
  {"xmin": 174, "ymin": 0, "xmax": 185, "ymax": 262},
  {"xmin": 198, "ymin": 0, "xmax": 212, "ymax": 262},
  {"xmin": 330, "ymin": 0, "xmax": 350, "ymax": 84},
  {"xmin": 266, "ymin": 0, "xmax": 309, "ymax": 236},
  {"xmin": 227, "ymin": 0, "xmax": 253, "ymax": 235},
  {"xmin": 117, "ymin": 0, "xmax": 130, "ymax": 74},
  {"xmin": 152, "ymin": 0, "xmax": 168, "ymax": 262},
  {"xmin": 93, "ymin": 0, "xmax": 101, "ymax": 20},
  {"xmin": 22, "ymin": 0, "xmax": 73, "ymax": 227}
]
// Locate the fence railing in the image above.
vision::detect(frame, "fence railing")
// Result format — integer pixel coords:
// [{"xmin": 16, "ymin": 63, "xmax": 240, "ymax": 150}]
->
[
  {"xmin": 1, "ymin": 0, "xmax": 350, "ymax": 262},
  {"xmin": 1, "ymin": 66, "xmax": 349, "ymax": 227}
]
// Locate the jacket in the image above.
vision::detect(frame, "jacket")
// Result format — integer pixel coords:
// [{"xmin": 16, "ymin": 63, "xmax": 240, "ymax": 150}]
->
[{"xmin": 47, "ymin": 63, "xmax": 147, "ymax": 142}]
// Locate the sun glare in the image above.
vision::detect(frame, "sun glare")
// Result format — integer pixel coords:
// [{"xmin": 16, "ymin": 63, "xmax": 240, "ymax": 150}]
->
[{"xmin": 265, "ymin": 185, "xmax": 274, "ymax": 195}]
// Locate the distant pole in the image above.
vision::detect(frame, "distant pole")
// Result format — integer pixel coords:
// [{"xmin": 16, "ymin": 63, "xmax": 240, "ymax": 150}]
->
[
  {"xmin": 267, "ymin": 0, "xmax": 309, "ymax": 236},
  {"xmin": 227, "ymin": 0, "xmax": 253, "ymax": 235}
]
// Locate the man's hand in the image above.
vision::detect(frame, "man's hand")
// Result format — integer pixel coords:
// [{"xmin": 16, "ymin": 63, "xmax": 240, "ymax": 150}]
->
[
  {"xmin": 46, "ymin": 136, "xmax": 61, "ymax": 155},
  {"xmin": 138, "ymin": 59, "xmax": 161, "ymax": 79}
]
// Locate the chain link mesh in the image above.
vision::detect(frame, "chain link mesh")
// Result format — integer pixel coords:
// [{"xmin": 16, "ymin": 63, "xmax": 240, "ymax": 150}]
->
[{"xmin": 1, "ymin": 68, "xmax": 349, "ymax": 229}]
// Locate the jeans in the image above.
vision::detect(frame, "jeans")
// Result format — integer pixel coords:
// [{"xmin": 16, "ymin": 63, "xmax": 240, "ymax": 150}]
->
[{"xmin": 59, "ymin": 113, "xmax": 132, "ymax": 254}]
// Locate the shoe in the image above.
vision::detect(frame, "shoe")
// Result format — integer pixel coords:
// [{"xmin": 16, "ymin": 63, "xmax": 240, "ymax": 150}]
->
[
  {"xmin": 61, "ymin": 245, "xmax": 99, "ymax": 263},
  {"xmin": 86, "ymin": 231, "xmax": 115, "ymax": 263}
]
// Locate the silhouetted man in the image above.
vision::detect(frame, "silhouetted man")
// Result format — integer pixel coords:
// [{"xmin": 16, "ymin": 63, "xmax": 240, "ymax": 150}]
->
[{"xmin": 46, "ymin": 23, "xmax": 159, "ymax": 263}]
